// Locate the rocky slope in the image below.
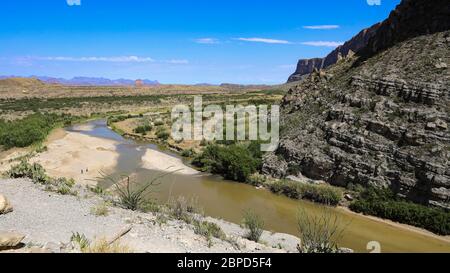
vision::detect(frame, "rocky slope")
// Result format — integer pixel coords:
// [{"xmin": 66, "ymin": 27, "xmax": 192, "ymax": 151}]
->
[
  {"xmin": 288, "ymin": 0, "xmax": 450, "ymax": 83},
  {"xmin": 288, "ymin": 23, "xmax": 380, "ymax": 82},
  {"xmin": 0, "ymin": 179, "xmax": 298, "ymax": 253},
  {"xmin": 265, "ymin": 0, "xmax": 450, "ymax": 209}
]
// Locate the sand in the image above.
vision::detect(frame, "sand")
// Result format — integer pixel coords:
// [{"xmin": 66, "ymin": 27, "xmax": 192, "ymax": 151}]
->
[
  {"xmin": 31, "ymin": 131, "xmax": 119, "ymax": 185},
  {"xmin": 141, "ymin": 149, "xmax": 200, "ymax": 175},
  {"xmin": 30, "ymin": 126, "xmax": 199, "ymax": 184}
]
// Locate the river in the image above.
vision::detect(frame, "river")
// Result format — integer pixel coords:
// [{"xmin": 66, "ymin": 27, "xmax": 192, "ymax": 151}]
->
[{"xmin": 67, "ymin": 120, "xmax": 450, "ymax": 253}]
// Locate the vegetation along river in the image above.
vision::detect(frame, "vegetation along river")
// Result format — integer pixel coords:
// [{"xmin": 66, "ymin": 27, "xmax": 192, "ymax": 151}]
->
[{"xmin": 67, "ymin": 120, "xmax": 450, "ymax": 253}]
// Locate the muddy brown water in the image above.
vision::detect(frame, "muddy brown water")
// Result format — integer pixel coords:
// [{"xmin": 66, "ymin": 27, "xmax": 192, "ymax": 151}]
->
[{"xmin": 68, "ymin": 120, "xmax": 450, "ymax": 253}]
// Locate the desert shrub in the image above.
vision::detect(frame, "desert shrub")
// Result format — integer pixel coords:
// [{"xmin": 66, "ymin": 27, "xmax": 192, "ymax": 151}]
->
[
  {"xmin": 181, "ymin": 148, "xmax": 195, "ymax": 158},
  {"xmin": 247, "ymin": 173, "xmax": 267, "ymax": 186},
  {"xmin": 242, "ymin": 210, "xmax": 264, "ymax": 242},
  {"xmin": 107, "ymin": 115, "xmax": 128, "ymax": 125},
  {"xmin": 0, "ymin": 113, "xmax": 73, "ymax": 149},
  {"xmin": 48, "ymin": 177, "xmax": 77, "ymax": 195},
  {"xmin": 7, "ymin": 160, "xmax": 79, "ymax": 194},
  {"xmin": 114, "ymin": 176, "xmax": 159, "ymax": 211},
  {"xmin": 70, "ymin": 232, "xmax": 90, "ymax": 251},
  {"xmin": 154, "ymin": 120, "xmax": 164, "ymax": 126},
  {"xmin": 193, "ymin": 220, "xmax": 226, "ymax": 246},
  {"xmin": 192, "ymin": 143, "xmax": 262, "ymax": 182},
  {"xmin": 168, "ymin": 196, "xmax": 201, "ymax": 223},
  {"xmin": 193, "ymin": 220, "xmax": 225, "ymax": 240},
  {"xmin": 296, "ymin": 208, "xmax": 345, "ymax": 253},
  {"xmin": 90, "ymin": 202, "xmax": 110, "ymax": 216},
  {"xmin": 83, "ymin": 238, "xmax": 131, "ymax": 253},
  {"xmin": 141, "ymin": 200, "xmax": 161, "ymax": 213},
  {"xmin": 87, "ymin": 185, "xmax": 105, "ymax": 195},
  {"xmin": 133, "ymin": 124, "xmax": 152, "ymax": 135},
  {"xmin": 156, "ymin": 130, "xmax": 170, "ymax": 140},
  {"xmin": 6, "ymin": 160, "xmax": 49, "ymax": 184},
  {"xmin": 350, "ymin": 188, "xmax": 450, "ymax": 235},
  {"xmin": 268, "ymin": 180, "xmax": 343, "ymax": 206}
]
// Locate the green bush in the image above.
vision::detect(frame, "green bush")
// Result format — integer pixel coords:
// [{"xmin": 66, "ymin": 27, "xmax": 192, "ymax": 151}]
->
[
  {"xmin": 113, "ymin": 176, "xmax": 160, "ymax": 211},
  {"xmin": 6, "ymin": 160, "xmax": 49, "ymax": 184},
  {"xmin": 156, "ymin": 130, "xmax": 170, "ymax": 140},
  {"xmin": 350, "ymin": 188, "xmax": 450, "ymax": 235},
  {"xmin": 242, "ymin": 210, "xmax": 264, "ymax": 242},
  {"xmin": 297, "ymin": 208, "xmax": 344, "ymax": 253},
  {"xmin": 0, "ymin": 113, "xmax": 72, "ymax": 149},
  {"xmin": 181, "ymin": 148, "xmax": 195, "ymax": 158},
  {"xmin": 154, "ymin": 120, "xmax": 164, "ymax": 126},
  {"xmin": 107, "ymin": 115, "xmax": 128, "ymax": 124},
  {"xmin": 268, "ymin": 180, "xmax": 343, "ymax": 206},
  {"xmin": 133, "ymin": 124, "xmax": 152, "ymax": 135},
  {"xmin": 6, "ymin": 160, "xmax": 79, "ymax": 194},
  {"xmin": 192, "ymin": 143, "xmax": 262, "ymax": 182},
  {"xmin": 193, "ymin": 220, "xmax": 226, "ymax": 240},
  {"xmin": 48, "ymin": 177, "xmax": 77, "ymax": 195}
]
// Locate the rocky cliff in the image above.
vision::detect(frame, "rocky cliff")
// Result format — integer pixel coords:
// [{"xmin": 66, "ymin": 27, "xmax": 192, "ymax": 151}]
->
[
  {"xmin": 265, "ymin": 0, "xmax": 450, "ymax": 209},
  {"xmin": 288, "ymin": 23, "xmax": 380, "ymax": 82},
  {"xmin": 288, "ymin": 58, "xmax": 324, "ymax": 82}
]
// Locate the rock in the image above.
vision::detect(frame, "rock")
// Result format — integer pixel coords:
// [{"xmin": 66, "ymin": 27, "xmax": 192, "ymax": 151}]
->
[
  {"xmin": 288, "ymin": 58, "xmax": 323, "ymax": 82},
  {"xmin": 288, "ymin": 23, "xmax": 380, "ymax": 82},
  {"xmin": 24, "ymin": 247, "xmax": 52, "ymax": 253},
  {"xmin": 435, "ymin": 62, "xmax": 447, "ymax": 69},
  {"xmin": 338, "ymin": 247, "xmax": 354, "ymax": 253},
  {"xmin": 426, "ymin": 122, "xmax": 437, "ymax": 130},
  {"xmin": 435, "ymin": 119, "xmax": 448, "ymax": 130},
  {"xmin": 265, "ymin": 0, "xmax": 450, "ymax": 209},
  {"xmin": 0, "ymin": 232, "xmax": 25, "ymax": 249},
  {"xmin": 0, "ymin": 194, "xmax": 13, "ymax": 215},
  {"xmin": 344, "ymin": 194, "xmax": 354, "ymax": 201}
]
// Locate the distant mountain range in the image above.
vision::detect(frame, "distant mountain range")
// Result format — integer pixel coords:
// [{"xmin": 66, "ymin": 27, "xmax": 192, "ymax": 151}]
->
[{"xmin": 0, "ymin": 76, "xmax": 159, "ymax": 86}]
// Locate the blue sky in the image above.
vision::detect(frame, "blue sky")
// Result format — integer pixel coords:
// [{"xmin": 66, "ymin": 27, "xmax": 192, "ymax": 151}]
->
[{"xmin": 0, "ymin": 0, "xmax": 400, "ymax": 84}]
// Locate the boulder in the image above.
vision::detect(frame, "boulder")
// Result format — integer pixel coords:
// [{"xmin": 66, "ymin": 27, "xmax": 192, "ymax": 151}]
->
[
  {"xmin": 435, "ymin": 119, "xmax": 448, "ymax": 130},
  {"xmin": 0, "ymin": 194, "xmax": 13, "ymax": 215},
  {"xmin": 344, "ymin": 194, "xmax": 354, "ymax": 201},
  {"xmin": 0, "ymin": 232, "xmax": 25, "ymax": 249}
]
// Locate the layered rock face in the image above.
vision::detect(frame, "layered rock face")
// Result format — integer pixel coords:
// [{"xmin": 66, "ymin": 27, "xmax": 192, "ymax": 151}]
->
[
  {"xmin": 287, "ymin": 0, "xmax": 450, "ymax": 83},
  {"xmin": 288, "ymin": 58, "xmax": 324, "ymax": 82},
  {"xmin": 265, "ymin": 0, "xmax": 450, "ymax": 209},
  {"xmin": 288, "ymin": 23, "xmax": 380, "ymax": 83}
]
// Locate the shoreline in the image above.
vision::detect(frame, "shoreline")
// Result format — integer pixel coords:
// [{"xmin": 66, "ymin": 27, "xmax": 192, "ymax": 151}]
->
[
  {"xmin": 2, "ymin": 124, "xmax": 449, "ymax": 251},
  {"xmin": 31, "ymin": 129, "xmax": 119, "ymax": 186},
  {"xmin": 96, "ymin": 122, "xmax": 450, "ymax": 246},
  {"xmin": 338, "ymin": 206, "xmax": 450, "ymax": 245}
]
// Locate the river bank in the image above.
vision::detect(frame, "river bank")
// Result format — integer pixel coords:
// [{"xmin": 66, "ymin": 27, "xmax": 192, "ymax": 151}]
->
[
  {"xmin": 0, "ymin": 178, "xmax": 297, "ymax": 253},
  {"xmin": 1, "ymin": 120, "xmax": 449, "ymax": 252}
]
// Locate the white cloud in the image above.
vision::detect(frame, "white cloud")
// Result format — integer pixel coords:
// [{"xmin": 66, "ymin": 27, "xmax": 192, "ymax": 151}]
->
[
  {"xmin": 235, "ymin": 38, "xmax": 291, "ymax": 44},
  {"xmin": 36, "ymin": 56, "xmax": 155, "ymax": 63},
  {"xmin": 165, "ymin": 59, "xmax": 189, "ymax": 64},
  {"xmin": 28, "ymin": 56, "xmax": 190, "ymax": 65},
  {"xmin": 195, "ymin": 38, "xmax": 219, "ymax": 44},
  {"xmin": 303, "ymin": 25, "xmax": 340, "ymax": 30},
  {"xmin": 66, "ymin": 0, "xmax": 81, "ymax": 6},
  {"xmin": 300, "ymin": 41, "xmax": 344, "ymax": 47}
]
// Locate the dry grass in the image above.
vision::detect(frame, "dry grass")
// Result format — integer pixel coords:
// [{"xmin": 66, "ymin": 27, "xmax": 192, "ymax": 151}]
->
[
  {"xmin": 90, "ymin": 202, "xmax": 110, "ymax": 217},
  {"xmin": 83, "ymin": 238, "xmax": 131, "ymax": 253}
]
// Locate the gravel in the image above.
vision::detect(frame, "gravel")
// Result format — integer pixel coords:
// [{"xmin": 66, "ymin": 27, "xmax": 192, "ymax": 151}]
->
[{"xmin": 0, "ymin": 178, "xmax": 297, "ymax": 253}]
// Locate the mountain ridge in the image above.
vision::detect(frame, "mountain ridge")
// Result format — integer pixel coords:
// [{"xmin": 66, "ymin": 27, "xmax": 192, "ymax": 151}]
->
[
  {"xmin": 264, "ymin": 0, "xmax": 450, "ymax": 209},
  {"xmin": 0, "ymin": 76, "xmax": 159, "ymax": 86}
]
